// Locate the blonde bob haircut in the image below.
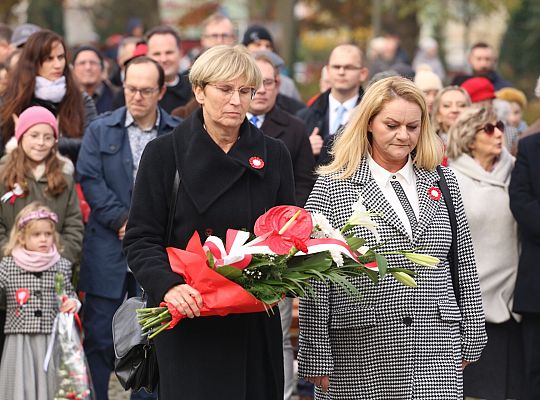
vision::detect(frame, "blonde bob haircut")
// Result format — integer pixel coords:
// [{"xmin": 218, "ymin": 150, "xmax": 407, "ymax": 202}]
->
[
  {"xmin": 4, "ymin": 202, "xmax": 62, "ymax": 256},
  {"xmin": 319, "ymin": 76, "xmax": 443, "ymax": 179},
  {"xmin": 431, "ymin": 86, "xmax": 471, "ymax": 134},
  {"xmin": 189, "ymin": 44, "xmax": 261, "ymax": 90},
  {"xmin": 446, "ymin": 107, "xmax": 497, "ymax": 160}
]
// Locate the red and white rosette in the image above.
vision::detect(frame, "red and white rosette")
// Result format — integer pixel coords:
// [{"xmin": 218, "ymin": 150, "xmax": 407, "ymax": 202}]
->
[{"xmin": 428, "ymin": 186, "xmax": 442, "ymax": 201}]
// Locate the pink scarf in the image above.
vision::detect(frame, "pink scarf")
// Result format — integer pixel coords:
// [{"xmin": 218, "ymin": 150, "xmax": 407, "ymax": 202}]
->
[{"xmin": 12, "ymin": 245, "xmax": 61, "ymax": 272}]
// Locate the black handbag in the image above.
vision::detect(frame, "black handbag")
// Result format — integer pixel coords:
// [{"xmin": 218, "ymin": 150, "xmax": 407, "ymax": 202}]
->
[{"xmin": 112, "ymin": 165, "xmax": 181, "ymax": 392}]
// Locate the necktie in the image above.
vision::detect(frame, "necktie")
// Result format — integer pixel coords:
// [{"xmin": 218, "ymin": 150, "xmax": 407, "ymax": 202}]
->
[
  {"xmin": 390, "ymin": 180, "xmax": 418, "ymax": 233},
  {"xmin": 331, "ymin": 105, "xmax": 346, "ymax": 135},
  {"xmin": 249, "ymin": 115, "xmax": 259, "ymax": 128}
]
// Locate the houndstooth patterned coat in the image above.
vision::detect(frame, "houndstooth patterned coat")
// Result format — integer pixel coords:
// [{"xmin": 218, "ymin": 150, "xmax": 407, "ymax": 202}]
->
[
  {"xmin": 298, "ymin": 158, "xmax": 487, "ymax": 400},
  {"xmin": 0, "ymin": 257, "xmax": 75, "ymax": 334}
]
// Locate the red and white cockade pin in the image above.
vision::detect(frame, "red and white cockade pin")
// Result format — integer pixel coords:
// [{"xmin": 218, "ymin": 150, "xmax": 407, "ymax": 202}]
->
[
  {"xmin": 249, "ymin": 156, "xmax": 265, "ymax": 169},
  {"xmin": 428, "ymin": 186, "xmax": 442, "ymax": 201},
  {"xmin": 15, "ymin": 288, "xmax": 30, "ymax": 306}
]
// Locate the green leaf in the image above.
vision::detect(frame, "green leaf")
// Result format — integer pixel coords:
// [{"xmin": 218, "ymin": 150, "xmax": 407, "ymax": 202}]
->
[
  {"xmin": 215, "ymin": 265, "xmax": 243, "ymax": 280},
  {"xmin": 375, "ymin": 254, "xmax": 388, "ymax": 280},
  {"xmin": 206, "ymin": 250, "xmax": 215, "ymax": 269},
  {"xmin": 346, "ymin": 236, "xmax": 366, "ymax": 251}
]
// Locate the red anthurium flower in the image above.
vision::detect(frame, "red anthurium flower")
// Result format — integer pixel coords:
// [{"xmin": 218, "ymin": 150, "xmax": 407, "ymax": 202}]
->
[
  {"xmin": 254, "ymin": 206, "xmax": 313, "ymax": 254},
  {"xmin": 293, "ymin": 237, "xmax": 308, "ymax": 253}
]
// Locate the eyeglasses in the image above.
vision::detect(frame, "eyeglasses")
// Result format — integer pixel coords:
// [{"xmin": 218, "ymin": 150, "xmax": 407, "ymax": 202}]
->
[
  {"xmin": 479, "ymin": 120, "xmax": 505, "ymax": 135},
  {"xmin": 261, "ymin": 79, "xmax": 276, "ymax": 89},
  {"xmin": 206, "ymin": 83, "xmax": 256, "ymax": 99},
  {"xmin": 123, "ymin": 85, "xmax": 160, "ymax": 98},
  {"xmin": 203, "ymin": 33, "xmax": 234, "ymax": 40},
  {"xmin": 328, "ymin": 64, "xmax": 363, "ymax": 72}
]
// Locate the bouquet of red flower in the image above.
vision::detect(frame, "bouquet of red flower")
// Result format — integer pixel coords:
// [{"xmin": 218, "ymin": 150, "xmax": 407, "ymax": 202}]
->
[{"xmin": 137, "ymin": 205, "xmax": 439, "ymax": 338}]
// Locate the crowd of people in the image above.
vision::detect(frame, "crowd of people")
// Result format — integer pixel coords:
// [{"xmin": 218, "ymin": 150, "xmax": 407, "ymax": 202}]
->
[{"xmin": 0, "ymin": 12, "xmax": 537, "ymax": 400}]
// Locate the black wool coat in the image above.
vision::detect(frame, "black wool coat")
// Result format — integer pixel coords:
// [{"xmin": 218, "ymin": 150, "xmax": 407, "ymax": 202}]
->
[{"xmin": 123, "ymin": 108, "xmax": 295, "ymax": 400}]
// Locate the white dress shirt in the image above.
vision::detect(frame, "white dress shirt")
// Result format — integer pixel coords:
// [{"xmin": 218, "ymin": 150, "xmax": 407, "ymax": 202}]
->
[
  {"xmin": 368, "ymin": 155, "xmax": 419, "ymax": 238},
  {"xmin": 328, "ymin": 94, "xmax": 358, "ymax": 135},
  {"xmin": 246, "ymin": 112, "xmax": 266, "ymax": 129}
]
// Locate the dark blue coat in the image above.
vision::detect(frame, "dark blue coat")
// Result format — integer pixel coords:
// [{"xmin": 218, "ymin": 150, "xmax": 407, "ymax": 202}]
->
[{"xmin": 76, "ymin": 106, "xmax": 180, "ymax": 299}]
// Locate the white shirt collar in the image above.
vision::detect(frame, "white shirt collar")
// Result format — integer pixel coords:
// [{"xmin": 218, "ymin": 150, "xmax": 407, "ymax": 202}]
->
[
  {"xmin": 328, "ymin": 93, "xmax": 359, "ymax": 113},
  {"xmin": 246, "ymin": 112, "xmax": 266, "ymax": 128},
  {"xmin": 368, "ymin": 154, "xmax": 415, "ymax": 186}
]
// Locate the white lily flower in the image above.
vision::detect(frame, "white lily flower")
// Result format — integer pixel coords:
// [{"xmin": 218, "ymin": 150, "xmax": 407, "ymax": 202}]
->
[{"xmin": 345, "ymin": 201, "xmax": 382, "ymax": 242}]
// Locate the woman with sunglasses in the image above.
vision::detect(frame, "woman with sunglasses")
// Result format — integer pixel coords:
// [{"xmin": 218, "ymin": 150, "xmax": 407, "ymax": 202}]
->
[{"xmin": 447, "ymin": 107, "xmax": 523, "ymax": 400}]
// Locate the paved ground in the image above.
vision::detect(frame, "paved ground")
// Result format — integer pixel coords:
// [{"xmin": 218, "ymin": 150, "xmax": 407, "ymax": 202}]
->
[{"xmin": 108, "ymin": 375, "xmax": 300, "ymax": 399}]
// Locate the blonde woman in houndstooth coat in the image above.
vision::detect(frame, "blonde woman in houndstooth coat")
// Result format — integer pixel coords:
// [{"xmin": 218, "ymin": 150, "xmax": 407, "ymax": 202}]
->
[{"xmin": 298, "ymin": 76, "xmax": 487, "ymax": 399}]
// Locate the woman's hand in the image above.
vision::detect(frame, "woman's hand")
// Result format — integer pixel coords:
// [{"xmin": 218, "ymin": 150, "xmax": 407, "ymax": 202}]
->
[
  {"xmin": 60, "ymin": 298, "xmax": 78, "ymax": 313},
  {"xmin": 164, "ymin": 284, "xmax": 203, "ymax": 318},
  {"xmin": 305, "ymin": 375, "xmax": 330, "ymax": 392},
  {"xmin": 462, "ymin": 359, "xmax": 471, "ymax": 369}
]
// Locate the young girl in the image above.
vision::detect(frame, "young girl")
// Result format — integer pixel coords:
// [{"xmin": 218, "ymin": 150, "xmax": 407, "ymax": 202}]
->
[
  {"xmin": 0, "ymin": 202, "xmax": 80, "ymax": 400},
  {"xmin": 0, "ymin": 105, "xmax": 83, "ymax": 363}
]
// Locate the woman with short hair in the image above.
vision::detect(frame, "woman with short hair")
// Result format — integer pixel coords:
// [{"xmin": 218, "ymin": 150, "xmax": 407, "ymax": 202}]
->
[{"xmin": 123, "ymin": 45, "xmax": 295, "ymax": 400}]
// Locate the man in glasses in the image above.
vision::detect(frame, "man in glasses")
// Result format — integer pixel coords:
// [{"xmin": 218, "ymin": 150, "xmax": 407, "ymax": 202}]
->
[
  {"xmin": 77, "ymin": 56, "xmax": 180, "ymax": 400},
  {"xmin": 297, "ymin": 43, "xmax": 369, "ymax": 166},
  {"xmin": 201, "ymin": 13, "xmax": 236, "ymax": 50}
]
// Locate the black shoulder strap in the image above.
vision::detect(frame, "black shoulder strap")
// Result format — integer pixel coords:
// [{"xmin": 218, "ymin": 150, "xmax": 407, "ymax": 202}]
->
[
  {"xmin": 167, "ymin": 133, "xmax": 181, "ymax": 246},
  {"xmin": 436, "ymin": 165, "xmax": 460, "ymax": 305}
]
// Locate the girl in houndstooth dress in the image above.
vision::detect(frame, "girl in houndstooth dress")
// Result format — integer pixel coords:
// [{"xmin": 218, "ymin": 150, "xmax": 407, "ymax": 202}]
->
[
  {"xmin": 298, "ymin": 77, "xmax": 487, "ymax": 399},
  {"xmin": 0, "ymin": 202, "xmax": 80, "ymax": 400}
]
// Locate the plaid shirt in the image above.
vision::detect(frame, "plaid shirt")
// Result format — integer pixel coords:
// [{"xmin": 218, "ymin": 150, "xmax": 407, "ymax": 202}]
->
[{"xmin": 0, "ymin": 257, "xmax": 76, "ymax": 334}]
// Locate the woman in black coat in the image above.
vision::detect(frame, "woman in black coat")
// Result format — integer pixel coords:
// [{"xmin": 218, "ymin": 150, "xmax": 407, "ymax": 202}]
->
[{"xmin": 123, "ymin": 45, "xmax": 295, "ymax": 400}]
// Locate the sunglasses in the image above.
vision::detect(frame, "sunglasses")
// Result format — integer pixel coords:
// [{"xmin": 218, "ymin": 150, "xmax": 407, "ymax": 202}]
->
[{"xmin": 480, "ymin": 120, "xmax": 505, "ymax": 135}]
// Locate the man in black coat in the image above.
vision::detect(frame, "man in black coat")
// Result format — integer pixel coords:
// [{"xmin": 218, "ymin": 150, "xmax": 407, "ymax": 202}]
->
[
  {"xmin": 249, "ymin": 52, "xmax": 315, "ymax": 207},
  {"xmin": 248, "ymin": 52, "xmax": 315, "ymax": 400},
  {"xmin": 297, "ymin": 44, "xmax": 368, "ymax": 166},
  {"xmin": 509, "ymin": 132, "xmax": 540, "ymax": 400}
]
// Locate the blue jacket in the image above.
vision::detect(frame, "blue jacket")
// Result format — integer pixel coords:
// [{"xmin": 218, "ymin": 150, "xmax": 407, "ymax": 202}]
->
[{"xmin": 76, "ymin": 106, "xmax": 180, "ymax": 299}]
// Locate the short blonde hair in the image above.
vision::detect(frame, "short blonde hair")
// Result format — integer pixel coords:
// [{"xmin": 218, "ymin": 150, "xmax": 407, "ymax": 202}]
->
[
  {"xmin": 319, "ymin": 76, "xmax": 443, "ymax": 178},
  {"xmin": 431, "ymin": 86, "xmax": 472, "ymax": 133},
  {"xmin": 189, "ymin": 45, "xmax": 261, "ymax": 89},
  {"xmin": 446, "ymin": 107, "xmax": 496, "ymax": 159},
  {"xmin": 4, "ymin": 202, "xmax": 62, "ymax": 256}
]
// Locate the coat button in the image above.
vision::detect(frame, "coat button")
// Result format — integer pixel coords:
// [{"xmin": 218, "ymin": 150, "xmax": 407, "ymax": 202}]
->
[
  {"xmin": 34, "ymin": 272, "xmax": 42, "ymax": 278},
  {"xmin": 35, "ymin": 290, "xmax": 42, "ymax": 297},
  {"xmin": 205, "ymin": 228, "xmax": 214, "ymax": 237},
  {"xmin": 403, "ymin": 316, "xmax": 413, "ymax": 326},
  {"xmin": 35, "ymin": 310, "xmax": 42, "ymax": 317},
  {"xmin": 110, "ymin": 144, "xmax": 116, "ymax": 151}
]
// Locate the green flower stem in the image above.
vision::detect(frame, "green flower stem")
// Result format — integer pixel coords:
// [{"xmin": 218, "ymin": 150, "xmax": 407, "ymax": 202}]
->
[{"xmin": 148, "ymin": 320, "xmax": 172, "ymax": 340}]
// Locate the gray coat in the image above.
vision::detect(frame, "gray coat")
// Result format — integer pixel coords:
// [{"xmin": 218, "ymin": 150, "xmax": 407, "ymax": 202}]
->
[{"xmin": 298, "ymin": 158, "xmax": 487, "ymax": 399}]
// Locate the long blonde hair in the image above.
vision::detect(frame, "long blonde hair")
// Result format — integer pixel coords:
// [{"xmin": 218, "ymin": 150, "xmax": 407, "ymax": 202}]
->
[
  {"xmin": 4, "ymin": 202, "xmax": 62, "ymax": 256},
  {"xmin": 319, "ymin": 76, "xmax": 443, "ymax": 178}
]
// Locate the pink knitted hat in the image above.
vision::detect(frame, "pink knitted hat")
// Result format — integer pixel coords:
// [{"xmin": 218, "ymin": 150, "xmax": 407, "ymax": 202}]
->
[{"xmin": 15, "ymin": 106, "xmax": 58, "ymax": 142}]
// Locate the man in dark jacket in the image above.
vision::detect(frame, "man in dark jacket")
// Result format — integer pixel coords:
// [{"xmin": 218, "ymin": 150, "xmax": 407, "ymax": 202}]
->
[
  {"xmin": 72, "ymin": 45, "xmax": 118, "ymax": 115},
  {"xmin": 297, "ymin": 44, "xmax": 368, "ymax": 166},
  {"xmin": 509, "ymin": 132, "xmax": 540, "ymax": 400},
  {"xmin": 452, "ymin": 42, "xmax": 512, "ymax": 90},
  {"xmin": 145, "ymin": 25, "xmax": 192, "ymax": 112},
  {"xmin": 77, "ymin": 57, "xmax": 180, "ymax": 400}
]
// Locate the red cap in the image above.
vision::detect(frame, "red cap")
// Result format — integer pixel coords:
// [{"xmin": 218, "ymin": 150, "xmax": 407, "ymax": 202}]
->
[{"xmin": 461, "ymin": 77, "xmax": 495, "ymax": 103}]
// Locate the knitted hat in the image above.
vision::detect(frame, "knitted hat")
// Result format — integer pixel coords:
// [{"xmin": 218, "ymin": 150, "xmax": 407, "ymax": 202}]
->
[
  {"xmin": 242, "ymin": 25, "xmax": 273, "ymax": 47},
  {"xmin": 460, "ymin": 77, "xmax": 495, "ymax": 103},
  {"xmin": 15, "ymin": 106, "xmax": 58, "ymax": 142},
  {"xmin": 496, "ymin": 87, "xmax": 528, "ymax": 109},
  {"xmin": 414, "ymin": 69, "xmax": 442, "ymax": 91}
]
